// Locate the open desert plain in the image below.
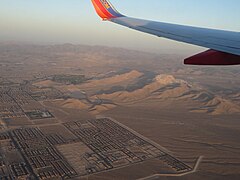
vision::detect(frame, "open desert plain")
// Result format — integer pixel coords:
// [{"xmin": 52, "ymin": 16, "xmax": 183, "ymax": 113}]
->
[{"xmin": 0, "ymin": 43, "xmax": 239, "ymax": 180}]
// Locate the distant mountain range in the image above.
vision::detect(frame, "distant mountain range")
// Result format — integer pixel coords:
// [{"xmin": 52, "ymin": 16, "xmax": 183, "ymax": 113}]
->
[
  {"xmin": 1, "ymin": 43, "xmax": 239, "ymax": 115},
  {"xmin": 35, "ymin": 70, "xmax": 240, "ymax": 115}
]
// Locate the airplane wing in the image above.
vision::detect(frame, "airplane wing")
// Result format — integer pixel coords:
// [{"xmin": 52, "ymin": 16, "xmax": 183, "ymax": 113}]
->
[{"xmin": 91, "ymin": 0, "xmax": 240, "ymax": 65}]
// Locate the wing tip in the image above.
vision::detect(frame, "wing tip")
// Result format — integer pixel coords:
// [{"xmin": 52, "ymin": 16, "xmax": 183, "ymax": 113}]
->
[{"xmin": 91, "ymin": 0, "xmax": 124, "ymax": 20}]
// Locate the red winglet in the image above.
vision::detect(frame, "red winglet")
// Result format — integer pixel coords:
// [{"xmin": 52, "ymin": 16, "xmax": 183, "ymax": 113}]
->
[{"xmin": 91, "ymin": 0, "xmax": 123, "ymax": 20}]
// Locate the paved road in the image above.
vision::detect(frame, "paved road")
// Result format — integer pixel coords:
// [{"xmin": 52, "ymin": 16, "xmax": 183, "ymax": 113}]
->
[{"xmin": 137, "ymin": 156, "xmax": 204, "ymax": 180}]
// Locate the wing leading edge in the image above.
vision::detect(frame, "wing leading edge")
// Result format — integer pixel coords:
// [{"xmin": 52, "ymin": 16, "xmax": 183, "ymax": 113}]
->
[{"xmin": 91, "ymin": 0, "xmax": 240, "ymax": 65}]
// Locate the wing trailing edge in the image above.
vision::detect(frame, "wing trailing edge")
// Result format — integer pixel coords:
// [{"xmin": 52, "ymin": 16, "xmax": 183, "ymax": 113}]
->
[{"xmin": 91, "ymin": 0, "xmax": 240, "ymax": 66}]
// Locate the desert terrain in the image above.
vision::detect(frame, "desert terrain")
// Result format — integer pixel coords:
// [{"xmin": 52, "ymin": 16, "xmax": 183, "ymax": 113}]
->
[{"xmin": 0, "ymin": 43, "xmax": 239, "ymax": 179}]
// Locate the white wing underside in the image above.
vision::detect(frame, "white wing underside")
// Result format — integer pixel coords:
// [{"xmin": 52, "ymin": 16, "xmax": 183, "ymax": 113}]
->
[{"xmin": 111, "ymin": 17, "xmax": 240, "ymax": 56}]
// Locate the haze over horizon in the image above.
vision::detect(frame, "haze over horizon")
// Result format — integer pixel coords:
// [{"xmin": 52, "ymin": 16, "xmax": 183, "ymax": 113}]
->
[{"xmin": 1, "ymin": 0, "xmax": 240, "ymax": 54}]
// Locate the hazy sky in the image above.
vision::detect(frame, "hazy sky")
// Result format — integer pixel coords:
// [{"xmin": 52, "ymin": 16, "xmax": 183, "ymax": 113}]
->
[{"xmin": 0, "ymin": 0, "xmax": 240, "ymax": 54}]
